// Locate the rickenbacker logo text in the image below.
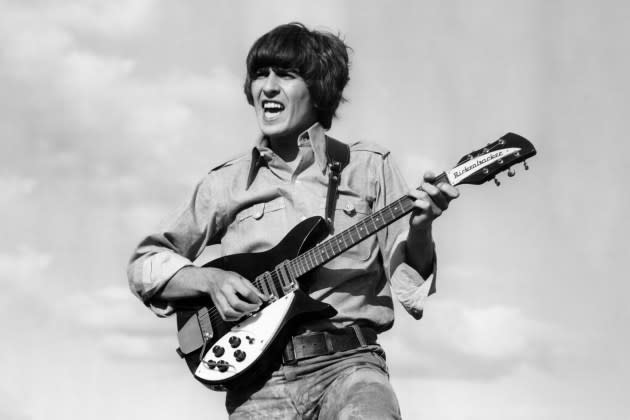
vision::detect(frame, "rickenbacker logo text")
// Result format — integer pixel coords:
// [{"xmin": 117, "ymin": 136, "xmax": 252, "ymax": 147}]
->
[{"xmin": 452, "ymin": 151, "xmax": 506, "ymax": 179}]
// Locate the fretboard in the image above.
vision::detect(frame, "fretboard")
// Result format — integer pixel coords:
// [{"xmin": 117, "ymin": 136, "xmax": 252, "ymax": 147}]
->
[{"xmin": 289, "ymin": 172, "xmax": 449, "ymax": 277}]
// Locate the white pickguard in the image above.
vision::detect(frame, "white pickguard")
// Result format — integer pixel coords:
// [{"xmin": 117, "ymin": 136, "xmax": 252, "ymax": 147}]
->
[{"xmin": 194, "ymin": 292, "xmax": 296, "ymax": 382}]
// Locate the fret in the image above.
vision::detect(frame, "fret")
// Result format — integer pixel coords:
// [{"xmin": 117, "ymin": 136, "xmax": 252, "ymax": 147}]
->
[
  {"xmin": 351, "ymin": 225, "xmax": 361, "ymax": 242},
  {"xmin": 342, "ymin": 231, "xmax": 351, "ymax": 248},
  {"xmin": 331, "ymin": 238, "xmax": 339, "ymax": 253},
  {"xmin": 300, "ymin": 258, "xmax": 308, "ymax": 276},
  {"xmin": 357, "ymin": 221, "xmax": 367, "ymax": 237},
  {"xmin": 289, "ymin": 260, "xmax": 300, "ymax": 278},
  {"xmin": 381, "ymin": 208, "xmax": 391, "ymax": 224},
  {"xmin": 340, "ymin": 232, "xmax": 348, "ymax": 248},
  {"xmin": 314, "ymin": 250, "xmax": 322, "ymax": 265},
  {"xmin": 301, "ymin": 260, "xmax": 308, "ymax": 276},
  {"xmin": 295, "ymin": 259, "xmax": 303, "ymax": 277},
  {"xmin": 285, "ymin": 177, "xmax": 448, "ymax": 279},
  {"xmin": 319, "ymin": 246, "xmax": 328, "ymax": 262},
  {"xmin": 387, "ymin": 204, "xmax": 396, "ymax": 221},
  {"xmin": 369, "ymin": 216, "xmax": 378, "ymax": 232},
  {"xmin": 304, "ymin": 251, "xmax": 314, "ymax": 269},
  {"xmin": 309, "ymin": 250, "xmax": 317, "ymax": 270},
  {"xmin": 374, "ymin": 213, "xmax": 383, "ymax": 228}
]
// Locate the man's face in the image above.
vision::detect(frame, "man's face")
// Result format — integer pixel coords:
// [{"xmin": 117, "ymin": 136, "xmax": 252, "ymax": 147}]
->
[{"xmin": 251, "ymin": 67, "xmax": 317, "ymax": 141}]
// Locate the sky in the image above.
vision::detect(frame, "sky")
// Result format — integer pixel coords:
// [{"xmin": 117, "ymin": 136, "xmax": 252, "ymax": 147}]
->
[{"xmin": 1, "ymin": 0, "xmax": 628, "ymax": 419}]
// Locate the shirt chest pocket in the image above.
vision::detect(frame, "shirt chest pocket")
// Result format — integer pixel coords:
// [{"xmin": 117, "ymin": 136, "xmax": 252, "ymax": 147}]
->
[
  {"xmin": 322, "ymin": 196, "xmax": 376, "ymax": 262},
  {"xmin": 224, "ymin": 197, "xmax": 287, "ymax": 254},
  {"xmin": 236, "ymin": 198, "xmax": 285, "ymax": 222}
]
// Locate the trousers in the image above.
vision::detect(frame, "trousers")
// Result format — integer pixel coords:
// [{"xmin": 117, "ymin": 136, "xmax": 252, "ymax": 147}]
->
[{"xmin": 225, "ymin": 345, "xmax": 401, "ymax": 419}]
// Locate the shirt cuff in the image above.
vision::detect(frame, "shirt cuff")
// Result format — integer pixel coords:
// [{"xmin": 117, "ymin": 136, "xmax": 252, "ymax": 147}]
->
[
  {"xmin": 391, "ymin": 261, "xmax": 437, "ymax": 319},
  {"xmin": 141, "ymin": 251, "xmax": 194, "ymax": 317},
  {"xmin": 389, "ymin": 233, "xmax": 438, "ymax": 320}
]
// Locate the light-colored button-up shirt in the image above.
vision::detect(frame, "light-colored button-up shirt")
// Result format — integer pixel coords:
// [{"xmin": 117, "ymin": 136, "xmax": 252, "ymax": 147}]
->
[{"xmin": 127, "ymin": 123, "xmax": 436, "ymax": 333}]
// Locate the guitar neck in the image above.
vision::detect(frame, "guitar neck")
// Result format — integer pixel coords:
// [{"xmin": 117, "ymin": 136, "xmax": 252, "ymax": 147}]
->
[{"xmin": 289, "ymin": 172, "xmax": 449, "ymax": 277}]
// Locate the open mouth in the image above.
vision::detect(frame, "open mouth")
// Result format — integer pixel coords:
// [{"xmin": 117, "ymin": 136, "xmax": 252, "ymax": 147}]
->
[{"xmin": 262, "ymin": 100, "xmax": 285, "ymax": 120}]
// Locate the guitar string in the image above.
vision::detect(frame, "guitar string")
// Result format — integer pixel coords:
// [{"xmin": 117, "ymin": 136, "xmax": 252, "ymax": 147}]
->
[
  {"xmin": 192, "ymin": 143, "xmax": 503, "ymax": 330},
  {"xmin": 195, "ymin": 172, "xmax": 452, "ymax": 327},
  {"xmin": 198, "ymin": 264, "xmax": 288, "ymax": 328}
]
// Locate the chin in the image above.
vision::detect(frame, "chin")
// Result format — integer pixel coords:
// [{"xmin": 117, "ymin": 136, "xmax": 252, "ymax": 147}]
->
[{"xmin": 259, "ymin": 123, "xmax": 290, "ymax": 139}]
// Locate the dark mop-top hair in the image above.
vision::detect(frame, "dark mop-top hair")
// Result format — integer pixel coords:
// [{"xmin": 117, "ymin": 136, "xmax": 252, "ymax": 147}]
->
[{"xmin": 243, "ymin": 23, "xmax": 351, "ymax": 129}]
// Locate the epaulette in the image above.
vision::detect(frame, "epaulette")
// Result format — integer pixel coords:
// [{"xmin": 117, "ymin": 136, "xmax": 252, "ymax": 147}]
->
[
  {"xmin": 208, "ymin": 152, "xmax": 250, "ymax": 173},
  {"xmin": 350, "ymin": 141, "xmax": 390, "ymax": 157}
]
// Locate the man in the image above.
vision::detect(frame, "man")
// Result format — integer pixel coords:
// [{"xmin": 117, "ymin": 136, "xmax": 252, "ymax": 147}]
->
[{"xmin": 128, "ymin": 23, "xmax": 458, "ymax": 419}]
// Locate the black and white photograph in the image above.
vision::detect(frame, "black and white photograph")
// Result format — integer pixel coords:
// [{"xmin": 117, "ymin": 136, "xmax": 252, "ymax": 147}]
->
[{"xmin": 1, "ymin": 1, "xmax": 628, "ymax": 419}]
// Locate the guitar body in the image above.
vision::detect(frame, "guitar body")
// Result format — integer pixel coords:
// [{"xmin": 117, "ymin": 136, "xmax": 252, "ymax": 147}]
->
[
  {"xmin": 175, "ymin": 216, "xmax": 336, "ymax": 390},
  {"xmin": 172, "ymin": 132, "xmax": 537, "ymax": 391}
]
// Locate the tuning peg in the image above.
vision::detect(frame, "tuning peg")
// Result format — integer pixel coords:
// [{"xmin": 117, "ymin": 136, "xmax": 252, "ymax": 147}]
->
[
  {"xmin": 494, "ymin": 178, "xmax": 501, "ymax": 186},
  {"xmin": 507, "ymin": 167, "xmax": 516, "ymax": 177},
  {"xmin": 523, "ymin": 161, "xmax": 529, "ymax": 170}
]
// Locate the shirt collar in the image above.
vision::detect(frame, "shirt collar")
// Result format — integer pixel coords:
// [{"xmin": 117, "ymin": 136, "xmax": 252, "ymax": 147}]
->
[{"xmin": 247, "ymin": 122, "xmax": 328, "ymax": 188}]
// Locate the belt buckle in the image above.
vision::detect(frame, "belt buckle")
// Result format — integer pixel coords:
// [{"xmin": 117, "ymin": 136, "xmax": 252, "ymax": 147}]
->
[
  {"xmin": 282, "ymin": 335, "xmax": 298, "ymax": 365},
  {"xmin": 323, "ymin": 331, "xmax": 334, "ymax": 354}
]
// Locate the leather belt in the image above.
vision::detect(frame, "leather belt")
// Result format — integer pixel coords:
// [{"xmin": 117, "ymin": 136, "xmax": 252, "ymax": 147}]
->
[{"xmin": 282, "ymin": 325, "xmax": 377, "ymax": 364}]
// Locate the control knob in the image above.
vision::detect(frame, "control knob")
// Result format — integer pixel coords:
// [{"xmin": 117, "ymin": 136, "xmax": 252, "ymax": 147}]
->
[{"xmin": 229, "ymin": 336, "xmax": 242, "ymax": 348}]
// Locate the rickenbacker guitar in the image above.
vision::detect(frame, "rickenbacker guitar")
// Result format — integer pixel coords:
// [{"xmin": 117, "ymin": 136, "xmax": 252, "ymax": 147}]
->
[{"xmin": 175, "ymin": 132, "xmax": 536, "ymax": 391}]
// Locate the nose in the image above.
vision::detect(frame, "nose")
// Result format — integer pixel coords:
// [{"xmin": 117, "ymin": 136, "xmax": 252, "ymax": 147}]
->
[{"xmin": 262, "ymin": 70, "xmax": 280, "ymax": 97}]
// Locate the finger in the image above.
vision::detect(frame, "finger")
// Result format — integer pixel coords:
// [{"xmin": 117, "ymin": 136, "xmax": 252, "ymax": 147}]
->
[
  {"xmin": 231, "ymin": 278, "xmax": 264, "ymax": 305},
  {"xmin": 422, "ymin": 183, "xmax": 449, "ymax": 210},
  {"xmin": 230, "ymin": 271, "xmax": 268, "ymax": 302},
  {"xmin": 407, "ymin": 189, "xmax": 423, "ymax": 200},
  {"xmin": 421, "ymin": 182, "xmax": 439, "ymax": 196},
  {"xmin": 214, "ymin": 294, "xmax": 241, "ymax": 321},
  {"xmin": 225, "ymin": 291, "xmax": 261, "ymax": 314},
  {"xmin": 412, "ymin": 194, "xmax": 444, "ymax": 221},
  {"xmin": 437, "ymin": 183, "xmax": 460, "ymax": 199},
  {"xmin": 412, "ymin": 192, "xmax": 432, "ymax": 212},
  {"xmin": 422, "ymin": 171, "xmax": 437, "ymax": 183}
]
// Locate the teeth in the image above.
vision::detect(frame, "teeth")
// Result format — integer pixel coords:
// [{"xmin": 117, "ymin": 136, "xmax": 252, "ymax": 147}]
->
[{"xmin": 263, "ymin": 101, "xmax": 283, "ymax": 111}]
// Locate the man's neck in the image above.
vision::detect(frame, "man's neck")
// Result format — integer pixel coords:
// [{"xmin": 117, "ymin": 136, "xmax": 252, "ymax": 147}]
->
[{"xmin": 269, "ymin": 136, "xmax": 300, "ymax": 164}]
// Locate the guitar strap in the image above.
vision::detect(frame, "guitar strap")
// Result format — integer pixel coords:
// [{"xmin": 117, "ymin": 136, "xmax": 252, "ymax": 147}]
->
[{"xmin": 324, "ymin": 136, "xmax": 350, "ymax": 233}]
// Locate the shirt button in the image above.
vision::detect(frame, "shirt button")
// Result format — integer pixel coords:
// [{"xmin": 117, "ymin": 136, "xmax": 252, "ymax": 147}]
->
[
  {"xmin": 253, "ymin": 205, "xmax": 264, "ymax": 219},
  {"xmin": 343, "ymin": 203, "xmax": 356, "ymax": 215}
]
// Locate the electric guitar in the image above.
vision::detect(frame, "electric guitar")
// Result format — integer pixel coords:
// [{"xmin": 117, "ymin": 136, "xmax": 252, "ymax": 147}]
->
[{"xmin": 175, "ymin": 132, "xmax": 537, "ymax": 390}]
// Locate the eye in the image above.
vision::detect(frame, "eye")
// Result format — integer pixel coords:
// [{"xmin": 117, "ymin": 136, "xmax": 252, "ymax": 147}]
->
[
  {"xmin": 273, "ymin": 67, "xmax": 299, "ymax": 79},
  {"xmin": 253, "ymin": 67, "xmax": 270, "ymax": 79}
]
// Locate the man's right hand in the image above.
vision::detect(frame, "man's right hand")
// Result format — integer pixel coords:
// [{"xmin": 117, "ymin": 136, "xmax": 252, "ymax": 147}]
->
[{"xmin": 165, "ymin": 266, "xmax": 267, "ymax": 321}]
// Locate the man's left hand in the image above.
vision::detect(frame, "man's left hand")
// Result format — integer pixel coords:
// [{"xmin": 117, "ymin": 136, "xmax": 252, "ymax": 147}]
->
[{"xmin": 408, "ymin": 171, "xmax": 459, "ymax": 232}]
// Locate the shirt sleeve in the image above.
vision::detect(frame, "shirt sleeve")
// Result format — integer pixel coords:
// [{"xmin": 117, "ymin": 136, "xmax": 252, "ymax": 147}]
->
[
  {"xmin": 374, "ymin": 152, "xmax": 438, "ymax": 320},
  {"xmin": 127, "ymin": 173, "xmax": 225, "ymax": 317}
]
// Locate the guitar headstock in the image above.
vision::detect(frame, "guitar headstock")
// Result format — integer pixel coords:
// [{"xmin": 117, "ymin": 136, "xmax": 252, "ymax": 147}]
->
[{"xmin": 445, "ymin": 133, "xmax": 536, "ymax": 186}]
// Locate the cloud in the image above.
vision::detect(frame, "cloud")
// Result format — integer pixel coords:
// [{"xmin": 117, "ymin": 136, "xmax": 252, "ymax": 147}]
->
[
  {"xmin": 53, "ymin": 0, "xmax": 158, "ymax": 38},
  {"xmin": 0, "ymin": 175, "xmax": 37, "ymax": 205},
  {"xmin": 0, "ymin": 391, "xmax": 30, "ymax": 420},
  {"xmin": 0, "ymin": 0, "xmax": 246, "ymax": 187},
  {"xmin": 56, "ymin": 285, "xmax": 177, "ymax": 360},
  {"xmin": 0, "ymin": 247, "xmax": 52, "ymax": 292},
  {"xmin": 383, "ymin": 298, "xmax": 563, "ymax": 380},
  {"xmin": 397, "ymin": 153, "xmax": 441, "ymax": 185}
]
